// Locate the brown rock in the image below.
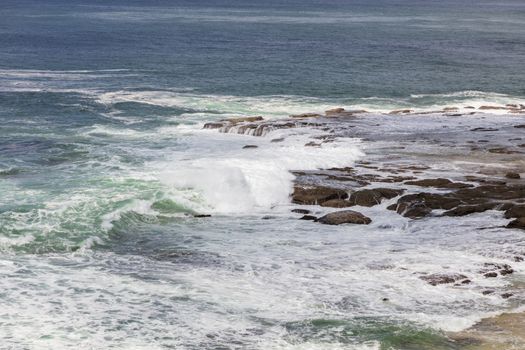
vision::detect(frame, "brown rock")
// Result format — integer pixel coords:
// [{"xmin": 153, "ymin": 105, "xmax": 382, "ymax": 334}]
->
[
  {"xmin": 291, "ymin": 186, "xmax": 348, "ymax": 205},
  {"xmin": 443, "ymin": 203, "xmax": 497, "ymax": 217},
  {"xmin": 455, "ymin": 185, "xmax": 525, "ymax": 201},
  {"xmin": 507, "ymin": 217, "xmax": 525, "ymax": 230},
  {"xmin": 300, "ymin": 215, "xmax": 317, "ymax": 221},
  {"xmin": 348, "ymin": 188, "xmax": 404, "ymax": 207},
  {"xmin": 399, "ymin": 203, "xmax": 433, "ymax": 218},
  {"xmin": 505, "ymin": 172, "xmax": 521, "ymax": 179},
  {"xmin": 404, "ymin": 178, "xmax": 472, "ymax": 189},
  {"xmin": 317, "ymin": 210, "xmax": 372, "ymax": 225},
  {"xmin": 224, "ymin": 116, "xmax": 263, "ymax": 124},
  {"xmin": 325, "ymin": 108, "xmax": 346, "ymax": 115},
  {"xmin": 504, "ymin": 205, "xmax": 525, "ymax": 219},
  {"xmin": 203, "ymin": 122, "xmax": 225, "ymax": 129},
  {"xmin": 319, "ymin": 199, "xmax": 355, "ymax": 208}
]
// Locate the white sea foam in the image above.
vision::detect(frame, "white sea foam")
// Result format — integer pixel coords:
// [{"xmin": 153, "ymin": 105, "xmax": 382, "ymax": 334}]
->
[
  {"xmin": 95, "ymin": 89, "xmax": 525, "ymax": 119},
  {"xmin": 153, "ymin": 127, "xmax": 363, "ymax": 213}
]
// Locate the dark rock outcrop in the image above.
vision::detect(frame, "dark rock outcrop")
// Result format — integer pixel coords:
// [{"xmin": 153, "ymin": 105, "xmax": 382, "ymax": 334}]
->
[
  {"xmin": 443, "ymin": 203, "xmax": 497, "ymax": 217},
  {"xmin": 507, "ymin": 217, "xmax": 525, "ymax": 230},
  {"xmin": 404, "ymin": 178, "xmax": 472, "ymax": 189},
  {"xmin": 504, "ymin": 205, "xmax": 525, "ymax": 219},
  {"xmin": 317, "ymin": 210, "xmax": 372, "ymax": 225},
  {"xmin": 291, "ymin": 186, "xmax": 348, "ymax": 205},
  {"xmin": 291, "ymin": 209, "xmax": 311, "ymax": 214},
  {"xmin": 348, "ymin": 188, "xmax": 404, "ymax": 207},
  {"xmin": 420, "ymin": 273, "xmax": 468, "ymax": 286},
  {"xmin": 505, "ymin": 172, "xmax": 521, "ymax": 179},
  {"xmin": 319, "ymin": 199, "xmax": 355, "ymax": 208}
]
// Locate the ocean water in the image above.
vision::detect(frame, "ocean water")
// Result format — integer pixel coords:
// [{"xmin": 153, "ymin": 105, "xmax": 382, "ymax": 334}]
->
[{"xmin": 1, "ymin": 0, "xmax": 525, "ymax": 349}]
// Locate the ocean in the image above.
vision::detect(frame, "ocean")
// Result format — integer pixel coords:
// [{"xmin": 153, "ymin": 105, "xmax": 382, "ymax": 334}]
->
[{"xmin": 1, "ymin": 0, "xmax": 524, "ymax": 349}]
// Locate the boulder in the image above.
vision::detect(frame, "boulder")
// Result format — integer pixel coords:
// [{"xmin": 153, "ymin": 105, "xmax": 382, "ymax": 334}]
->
[
  {"xmin": 291, "ymin": 186, "xmax": 348, "ymax": 205},
  {"xmin": 317, "ymin": 210, "xmax": 372, "ymax": 225}
]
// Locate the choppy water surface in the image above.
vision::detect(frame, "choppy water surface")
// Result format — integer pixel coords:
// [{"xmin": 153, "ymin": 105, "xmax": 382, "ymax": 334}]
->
[{"xmin": 1, "ymin": 1, "xmax": 525, "ymax": 349}]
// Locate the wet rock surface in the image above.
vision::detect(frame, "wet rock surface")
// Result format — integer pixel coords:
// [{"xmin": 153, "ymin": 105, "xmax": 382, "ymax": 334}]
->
[
  {"xmin": 420, "ymin": 273, "xmax": 469, "ymax": 286},
  {"xmin": 291, "ymin": 186, "xmax": 348, "ymax": 205},
  {"xmin": 317, "ymin": 210, "xmax": 372, "ymax": 225},
  {"xmin": 203, "ymin": 109, "xmax": 525, "ymax": 303}
]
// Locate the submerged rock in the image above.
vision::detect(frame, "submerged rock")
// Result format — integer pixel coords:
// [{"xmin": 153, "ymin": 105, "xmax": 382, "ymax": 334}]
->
[
  {"xmin": 420, "ymin": 273, "xmax": 468, "ymax": 286},
  {"xmin": 290, "ymin": 113, "xmax": 322, "ymax": 119},
  {"xmin": 317, "ymin": 210, "xmax": 372, "ymax": 225},
  {"xmin": 389, "ymin": 109, "xmax": 412, "ymax": 115},
  {"xmin": 291, "ymin": 208, "xmax": 311, "ymax": 214}
]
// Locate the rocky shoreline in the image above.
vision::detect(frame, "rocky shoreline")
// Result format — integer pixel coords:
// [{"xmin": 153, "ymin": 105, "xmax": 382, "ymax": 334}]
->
[
  {"xmin": 204, "ymin": 104, "xmax": 525, "ymax": 233},
  {"xmin": 203, "ymin": 105, "xmax": 525, "ymax": 344}
]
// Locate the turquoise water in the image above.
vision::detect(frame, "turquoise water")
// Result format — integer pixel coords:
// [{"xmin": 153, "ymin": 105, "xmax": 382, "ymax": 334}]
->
[{"xmin": 1, "ymin": 1, "xmax": 525, "ymax": 349}]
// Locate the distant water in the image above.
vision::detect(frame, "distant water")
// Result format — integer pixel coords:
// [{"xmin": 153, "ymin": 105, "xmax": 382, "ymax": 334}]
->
[{"xmin": 1, "ymin": 0, "xmax": 525, "ymax": 349}]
